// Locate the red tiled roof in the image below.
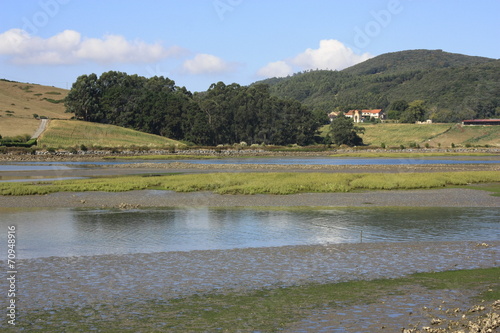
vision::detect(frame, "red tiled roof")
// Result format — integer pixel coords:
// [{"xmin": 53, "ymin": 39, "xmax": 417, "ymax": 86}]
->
[{"xmin": 346, "ymin": 109, "xmax": 383, "ymax": 115}]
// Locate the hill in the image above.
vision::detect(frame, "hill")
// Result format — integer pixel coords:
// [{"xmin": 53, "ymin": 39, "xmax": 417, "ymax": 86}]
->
[
  {"xmin": 256, "ymin": 50, "xmax": 500, "ymax": 122},
  {"xmin": 0, "ymin": 79, "xmax": 71, "ymax": 137},
  {"xmin": 343, "ymin": 49, "xmax": 493, "ymax": 75},
  {"xmin": 39, "ymin": 120, "xmax": 185, "ymax": 148},
  {"xmin": 320, "ymin": 123, "xmax": 500, "ymax": 147},
  {"xmin": 0, "ymin": 79, "xmax": 185, "ymax": 148}
]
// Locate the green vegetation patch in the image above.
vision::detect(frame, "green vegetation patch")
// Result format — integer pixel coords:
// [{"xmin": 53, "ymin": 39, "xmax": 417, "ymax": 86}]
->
[
  {"xmin": 39, "ymin": 120, "xmax": 184, "ymax": 148},
  {"xmin": 42, "ymin": 97, "xmax": 65, "ymax": 104},
  {"xmin": 462, "ymin": 182, "xmax": 500, "ymax": 197},
  {"xmin": 2, "ymin": 171, "xmax": 500, "ymax": 196},
  {"xmin": 12, "ymin": 267, "xmax": 499, "ymax": 332}
]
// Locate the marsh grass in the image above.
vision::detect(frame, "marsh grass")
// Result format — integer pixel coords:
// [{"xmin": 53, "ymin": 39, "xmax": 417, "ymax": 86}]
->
[
  {"xmin": 13, "ymin": 267, "xmax": 499, "ymax": 332},
  {"xmin": 1, "ymin": 171, "xmax": 500, "ymax": 196}
]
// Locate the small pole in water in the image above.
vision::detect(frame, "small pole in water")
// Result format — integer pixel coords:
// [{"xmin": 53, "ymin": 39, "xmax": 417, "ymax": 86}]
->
[{"xmin": 360, "ymin": 230, "xmax": 363, "ymax": 243}]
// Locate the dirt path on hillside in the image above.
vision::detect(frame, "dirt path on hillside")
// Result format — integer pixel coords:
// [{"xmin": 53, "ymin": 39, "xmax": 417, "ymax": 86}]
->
[{"xmin": 31, "ymin": 118, "xmax": 49, "ymax": 139}]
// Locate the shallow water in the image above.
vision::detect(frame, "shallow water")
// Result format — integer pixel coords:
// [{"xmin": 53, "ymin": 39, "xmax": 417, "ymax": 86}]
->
[
  {"xmin": 1, "ymin": 207, "xmax": 498, "ymax": 259},
  {"xmin": 2, "ymin": 156, "xmax": 500, "ymax": 170},
  {"xmin": 0, "ymin": 176, "xmax": 86, "ymax": 182}
]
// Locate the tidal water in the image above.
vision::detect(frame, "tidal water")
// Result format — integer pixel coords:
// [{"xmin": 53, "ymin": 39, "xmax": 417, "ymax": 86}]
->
[
  {"xmin": 1, "ymin": 207, "xmax": 498, "ymax": 259},
  {"xmin": 1, "ymin": 156, "xmax": 500, "ymax": 172}
]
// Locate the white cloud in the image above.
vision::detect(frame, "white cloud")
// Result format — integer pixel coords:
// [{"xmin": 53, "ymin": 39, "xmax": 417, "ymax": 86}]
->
[
  {"xmin": 0, "ymin": 29, "xmax": 185, "ymax": 65},
  {"xmin": 257, "ymin": 39, "xmax": 372, "ymax": 78},
  {"xmin": 292, "ymin": 39, "xmax": 372, "ymax": 71},
  {"xmin": 182, "ymin": 53, "xmax": 236, "ymax": 75},
  {"xmin": 256, "ymin": 60, "xmax": 293, "ymax": 78}
]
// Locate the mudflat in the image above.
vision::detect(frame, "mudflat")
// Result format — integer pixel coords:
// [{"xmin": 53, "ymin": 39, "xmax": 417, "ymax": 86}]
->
[{"xmin": 1, "ymin": 187, "xmax": 499, "ymax": 208}]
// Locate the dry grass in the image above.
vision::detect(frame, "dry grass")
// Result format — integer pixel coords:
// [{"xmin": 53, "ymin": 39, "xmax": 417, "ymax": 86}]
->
[
  {"xmin": 0, "ymin": 80, "xmax": 72, "ymax": 136},
  {"xmin": 38, "ymin": 119, "xmax": 185, "ymax": 148},
  {"xmin": 0, "ymin": 80, "xmax": 70, "ymax": 137}
]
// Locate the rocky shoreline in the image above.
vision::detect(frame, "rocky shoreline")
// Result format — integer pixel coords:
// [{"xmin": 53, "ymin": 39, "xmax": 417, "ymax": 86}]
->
[{"xmin": 0, "ymin": 146, "xmax": 498, "ymax": 161}]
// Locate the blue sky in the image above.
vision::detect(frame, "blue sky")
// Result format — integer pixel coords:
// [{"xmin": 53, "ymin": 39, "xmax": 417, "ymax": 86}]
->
[{"xmin": 1, "ymin": 0, "xmax": 499, "ymax": 91}]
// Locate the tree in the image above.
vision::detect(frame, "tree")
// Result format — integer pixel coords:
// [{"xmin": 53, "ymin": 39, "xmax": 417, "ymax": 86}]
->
[
  {"xmin": 400, "ymin": 100, "xmax": 427, "ymax": 123},
  {"xmin": 65, "ymin": 72, "xmax": 322, "ymax": 146},
  {"xmin": 387, "ymin": 99, "xmax": 408, "ymax": 120},
  {"xmin": 329, "ymin": 113, "xmax": 364, "ymax": 146},
  {"xmin": 65, "ymin": 74, "xmax": 101, "ymax": 121}
]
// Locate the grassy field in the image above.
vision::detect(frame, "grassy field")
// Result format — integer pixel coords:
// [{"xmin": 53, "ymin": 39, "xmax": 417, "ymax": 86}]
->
[
  {"xmin": 331, "ymin": 152, "xmax": 499, "ymax": 158},
  {"xmin": 12, "ymin": 267, "xmax": 500, "ymax": 332},
  {"xmin": 361, "ymin": 123, "xmax": 453, "ymax": 147},
  {"xmin": 38, "ymin": 120, "xmax": 185, "ymax": 149},
  {"xmin": 0, "ymin": 80, "xmax": 70, "ymax": 137},
  {"xmin": 427, "ymin": 123, "xmax": 500, "ymax": 147},
  {"xmin": 2, "ymin": 171, "xmax": 500, "ymax": 196},
  {"xmin": 321, "ymin": 123, "xmax": 500, "ymax": 148}
]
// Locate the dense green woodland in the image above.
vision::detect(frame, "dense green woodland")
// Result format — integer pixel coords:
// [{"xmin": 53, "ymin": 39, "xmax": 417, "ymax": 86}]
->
[
  {"xmin": 257, "ymin": 50, "xmax": 500, "ymax": 123},
  {"xmin": 65, "ymin": 50, "xmax": 499, "ymax": 145},
  {"xmin": 65, "ymin": 72, "xmax": 321, "ymax": 146}
]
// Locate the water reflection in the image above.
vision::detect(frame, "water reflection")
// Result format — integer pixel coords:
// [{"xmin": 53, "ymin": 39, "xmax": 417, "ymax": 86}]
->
[{"xmin": 1, "ymin": 207, "xmax": 498, "ymax": 259}]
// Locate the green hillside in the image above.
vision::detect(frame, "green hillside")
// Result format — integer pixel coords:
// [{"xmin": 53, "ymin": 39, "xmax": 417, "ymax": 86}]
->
[
  {"xmin": 343, "ymin": 49, "xmax": 493, "ymax": 75},
  {"xmin": 320, "ymin": 123, "xmax": 500, "ymax": 147},
  {"xmin": 257, "ymin": 50, "xmax": 500, "ymax": 122},
  {"xmin": 38, "ymin": 120, "xmax": 185, "ymax": 149}
]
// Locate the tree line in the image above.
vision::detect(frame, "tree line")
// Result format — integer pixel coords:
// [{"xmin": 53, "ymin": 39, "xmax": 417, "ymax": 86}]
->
[{"xmin": 65, "ymin": 71, "xmax": 323, "ymax": 146}]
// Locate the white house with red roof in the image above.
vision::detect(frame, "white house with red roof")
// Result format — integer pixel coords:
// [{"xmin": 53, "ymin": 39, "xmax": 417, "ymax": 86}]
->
[{"xmin": 344, "ymin": 109, "xmax": 385, "ymax": 123}]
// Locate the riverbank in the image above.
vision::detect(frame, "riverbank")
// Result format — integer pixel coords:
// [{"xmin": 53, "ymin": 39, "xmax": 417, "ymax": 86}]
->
[
  {"xmin": 0, "ymin": 146, "xmax": 499, "ymax": 162},
  {"xmin": 3, "ymin": 241, "xmax": 498, "ymax": 331}
]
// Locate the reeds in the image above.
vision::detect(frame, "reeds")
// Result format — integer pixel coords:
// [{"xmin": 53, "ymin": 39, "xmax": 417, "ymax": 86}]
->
[{"xmin": 1, "ymin": 171, "xmax": 499, "ymax": 196}]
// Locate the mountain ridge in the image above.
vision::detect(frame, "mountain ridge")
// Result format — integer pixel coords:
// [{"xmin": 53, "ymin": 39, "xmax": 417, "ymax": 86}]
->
[{"xmin": 255, "ymin": 49, "xmax": 499, "ymax": 122}]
